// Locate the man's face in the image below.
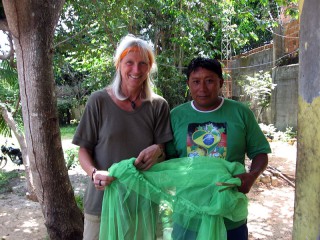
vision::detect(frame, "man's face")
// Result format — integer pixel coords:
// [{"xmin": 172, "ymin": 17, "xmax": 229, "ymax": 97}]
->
[{"xmin": 187, "ymin": 67, "xmax": 224, "ymax": 111}]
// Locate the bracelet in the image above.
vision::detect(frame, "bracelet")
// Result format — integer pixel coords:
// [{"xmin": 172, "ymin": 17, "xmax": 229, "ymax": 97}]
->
[{"xmin": 91, "ymin": 168, "xmax": 97, "ymax": 181}]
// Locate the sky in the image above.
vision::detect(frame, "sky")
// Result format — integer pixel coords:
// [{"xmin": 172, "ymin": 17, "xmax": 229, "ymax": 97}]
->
[{"xmin": 0, "ymin": 31, "xmax": 10, "ymax": 57}]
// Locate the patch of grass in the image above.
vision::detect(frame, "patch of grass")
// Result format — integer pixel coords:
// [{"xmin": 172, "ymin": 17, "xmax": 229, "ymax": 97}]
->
[
  {"xmin": 60, "ymin": 125, "xmax": 77, "ymax": 140},
  {"xmin": 0, "ymin": 170, "xmax": 21, "ymax": 194}
]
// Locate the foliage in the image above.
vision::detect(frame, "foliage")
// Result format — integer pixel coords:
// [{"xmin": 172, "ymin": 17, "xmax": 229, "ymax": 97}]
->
[
  {"xmin": 52, "ymin": 0, "xmax": 298, "ymax": 108},
  {"xmin": 57, "ymin": 99, "xmax": 72, "ymax": 125},
  {"xmin": 0, "ymin": 170, "xmax": 20, "ymax": 193},
  {"xmin": 239, "ymin": 70, "xmax": 277, "ymax": 120},
  {"xmin": 0, "ymin": 60, "xmax": 19, "ymax": 104},
  {"xmin": 74, "ymin": 194, "xmax": 84, "ymax": 212},
  {"xmin": 60, "ymin": 125, "xmax": 78, "ymax": 169},
  {"xmin": 280, "ymin": 126, "xmax": 297, "ymax": 142},
  {"xmin": 59, "ymin": 124, "xmax": 83, "ymax": 210},
  {"xmin": 259, "ymin": 123, "xmax": 297, "ymax": 142},
  {"xmin": 0, "ymin": 60, "xmax": 23, "ymax": 136},
  {"xmin": 155, "ymin": 53, "xmax": 188, "ymax": 108},
  {"xmin": 259, "ymin": 123, "xmax": 278, "ymax": 141},
  {"xmin": 60, "ymin": 125, "xmax": 77, "ymax": 139},
  {"xmin": 0, "ymin": 116, "xmax": 11, "ymax": 137},
  {"xmin": 64, "ymin": 147, "xmax": 79, "ymax": 170},
  {"xmin": 244, "ymin": 71, "xmax": 276, "ymax": 108}
]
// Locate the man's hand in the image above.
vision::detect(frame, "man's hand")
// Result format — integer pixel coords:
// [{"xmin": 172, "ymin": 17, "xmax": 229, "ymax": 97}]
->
[
  {"xmin": 235, "ymin": 153, "xmax": 268, "ymax": 194},
  {"xmin": 134, "ymin": 144, "xmax": 164, "ymax": 170},
  {"xmin": 234, "ymin": 172, "xmax": 258, "ymax": 194}
]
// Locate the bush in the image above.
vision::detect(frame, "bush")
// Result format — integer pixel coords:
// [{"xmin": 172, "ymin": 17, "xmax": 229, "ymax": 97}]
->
[
  {"xmin": 0, "ymin": 170, "xmax": 20, "ymax": 193},
  {"xmin": 64, "ymin": 147, "xmax": 79, "ymax": 170},
  {"xmin": 57, "ymin": 100, "xmax": 72, "ymax": 125},
  {"xmin": 259, "ymin": 123, "xmax": 297, "ymax": 142},
  {"xmin": 75, "ymin": 194, "xmax": 84, "ymax": 212}
]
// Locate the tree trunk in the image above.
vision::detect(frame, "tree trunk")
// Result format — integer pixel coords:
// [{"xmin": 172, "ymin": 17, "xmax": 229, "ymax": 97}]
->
[
  {"xmin": 2, "ymin": 1, "xmax": 84, "ymax": 239},
  {"xmin": 293, "ymin": 0, "xmax": 320, "ymax": 239},
  {"xmin": 0, "ymin": 104, "xmax": 37, "ymax": 201}
]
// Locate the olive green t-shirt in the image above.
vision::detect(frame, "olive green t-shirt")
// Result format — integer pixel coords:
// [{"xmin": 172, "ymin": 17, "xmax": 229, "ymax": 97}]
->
[{"xmin": 72, "ymin": 89, "xmax": 173, "ymax": 215}]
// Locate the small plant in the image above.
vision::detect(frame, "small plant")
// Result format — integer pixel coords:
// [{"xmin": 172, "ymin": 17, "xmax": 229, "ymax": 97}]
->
[
  {"xmin": 280, "ymin": 127, "xmax": 297, "ymax": 143},
  {"xmin": 259, "ymin": 123, "xmax": 277, "ymax": 141},
  {"xmin": 240, "ymin": 71, "xmax": 277, "ymax": 121},
  {"xmin": 75, "ymin": 194, "xmax": 84, "ymax": 212},
  {"xmin": 64, "ymin": 147, "xmax": 79, "ymax": 170},
  {"xmin": 284, "ymin": 127, "xmax": 297, "ymax": 139},
  {"xmin": 259, "ymin": 123, "xmax": 297, "ymax": 143}
]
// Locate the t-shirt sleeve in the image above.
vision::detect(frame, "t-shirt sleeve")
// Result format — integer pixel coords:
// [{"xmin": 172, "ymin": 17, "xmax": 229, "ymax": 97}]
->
[
  {"xmin": 165, "ymin": 140, "xmax": 178, "ymax": 159},
  {"xmin": 153, "ymin": 98, "xmax": 173, "ymax": 144},
  {"xmin": 72, "ymin": 94, "xmax": 100, "ymax": 150},
  {"xmin": 245, "ymin": 109, "xmax": 271, "ymax": 159}
]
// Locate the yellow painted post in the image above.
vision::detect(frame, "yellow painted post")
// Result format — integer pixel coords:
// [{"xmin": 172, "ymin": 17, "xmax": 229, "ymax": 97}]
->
[{"xmin": 293, "ymin": 0, "xmax": 320, "ymax": 239}]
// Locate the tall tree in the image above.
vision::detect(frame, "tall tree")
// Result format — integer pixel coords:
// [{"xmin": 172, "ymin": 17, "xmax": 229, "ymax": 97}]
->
[
  {"xmin": 2, "ymin": 1, "xmax": 83, "ymax": 239},
  {"xmin": 0, "ymin": 9, "xmax": 37, "ymax": 201}
]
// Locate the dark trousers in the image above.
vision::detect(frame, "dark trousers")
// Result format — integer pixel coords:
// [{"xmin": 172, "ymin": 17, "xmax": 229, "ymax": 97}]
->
[
  {"xmin": 172, "ymin": 222, "xmax": 248, "ymax": 240},
  {"xmin": 227, "ymin": 223, "xmax": 248, "ymax": 240},
  {"xmin": 172, "ymin": 223, "xmax": 248, "ymax": 240}
]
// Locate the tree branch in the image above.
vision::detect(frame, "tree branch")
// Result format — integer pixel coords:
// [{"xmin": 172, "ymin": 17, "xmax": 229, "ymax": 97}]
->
[{"xmin": 0, "ymin": 18, "xmax": 9, "ymax": 32}]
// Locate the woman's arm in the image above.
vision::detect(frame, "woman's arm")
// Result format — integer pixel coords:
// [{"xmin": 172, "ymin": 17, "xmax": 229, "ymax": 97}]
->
[{"xmin": 78, "ymin": 147, "xmax": 115, "ymax": 190}]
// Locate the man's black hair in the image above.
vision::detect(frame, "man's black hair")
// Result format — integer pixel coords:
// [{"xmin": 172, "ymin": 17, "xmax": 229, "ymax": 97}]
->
[{"xmin": 186, "ymin": 57, "xmax": 223, "ymax": 80}]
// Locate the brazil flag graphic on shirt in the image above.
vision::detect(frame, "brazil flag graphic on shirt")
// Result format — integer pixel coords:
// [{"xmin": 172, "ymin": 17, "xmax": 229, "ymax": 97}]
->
[{"xmin": 187, "ymin": 122, "xmax": 227, "ymax": 158}]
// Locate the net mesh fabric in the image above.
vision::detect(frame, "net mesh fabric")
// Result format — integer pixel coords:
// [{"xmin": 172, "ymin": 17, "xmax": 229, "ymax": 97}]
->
[{"xmin": 100, "ymin": 157, "xmax": 248, "ymax": 240}]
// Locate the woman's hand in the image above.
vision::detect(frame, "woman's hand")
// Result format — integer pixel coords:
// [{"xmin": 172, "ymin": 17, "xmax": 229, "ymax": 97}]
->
[
  {"xmin": 134, "ymin": 144, "xmax": 164, "ymax": 170},
  {"xmin": 93, "ymin": 170, "xmax": 116, "ymax": 190}
]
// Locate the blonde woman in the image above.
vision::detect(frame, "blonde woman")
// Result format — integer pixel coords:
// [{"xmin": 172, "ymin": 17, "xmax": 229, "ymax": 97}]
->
[{"xmin": 73, "ymin": 34, "xmax": 172, "ymax": 240}]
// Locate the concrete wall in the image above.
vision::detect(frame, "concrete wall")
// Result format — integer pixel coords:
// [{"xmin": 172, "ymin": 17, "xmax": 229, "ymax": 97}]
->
[
  {"xmin": 229, "ymin": 46, "xmax": 274, "ymax": 98},
  {"xmin": 225, "ymin": 19, "xmax": 300, "ymax": 132},
  {"xmin": 271, "ymin": 64, "xmax": 299, "ymax": 131},
  {"xmin": 228, "ymin": 49, "xmax": 299, "ymax": 132}
]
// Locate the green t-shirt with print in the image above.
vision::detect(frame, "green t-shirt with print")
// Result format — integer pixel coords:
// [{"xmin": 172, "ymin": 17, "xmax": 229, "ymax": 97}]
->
[{"xmin": 166, "ymin": 98, "xmax": 271, "ymax": 230}]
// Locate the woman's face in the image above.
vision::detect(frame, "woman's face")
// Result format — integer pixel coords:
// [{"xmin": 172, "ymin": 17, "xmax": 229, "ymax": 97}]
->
[
  {"xmin": 119, "ymin": 51, "xmax": 150, "ymax": 91},
  {"xmin": 187, "ymin": 67, "xmax": 224, "ymax": 111}
]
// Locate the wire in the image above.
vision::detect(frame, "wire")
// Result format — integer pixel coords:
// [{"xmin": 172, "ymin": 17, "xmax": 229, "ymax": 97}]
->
[
  {"xmin": 157, "ymin": 48, "xmax": 299, "ymax": 71},
  {"xmin": 224, "ymin": 49, "xmax": 299, "ymax": 70},
  {"xmin": 267, "ymin": 28, "xmax": 299, "ymax": 39}
]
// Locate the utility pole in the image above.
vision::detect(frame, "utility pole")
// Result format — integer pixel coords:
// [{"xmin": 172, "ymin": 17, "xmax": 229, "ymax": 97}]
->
[
  {"xmin": 221, "ymin": 5, "xmax": 233, "ymax": 98},
  {"xmin": 293, "ymin": 0, "xmax": 320, "ymax": 239}
]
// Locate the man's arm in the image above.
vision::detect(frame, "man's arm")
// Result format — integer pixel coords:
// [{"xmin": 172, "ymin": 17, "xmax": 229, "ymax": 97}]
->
[{"xmin": 234, "ymin": 153, "xmax": 268, "ymax": 194}]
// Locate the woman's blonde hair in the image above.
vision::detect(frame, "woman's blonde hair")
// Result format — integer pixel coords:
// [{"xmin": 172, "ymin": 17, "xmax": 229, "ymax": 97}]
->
[{"xmin": 110, "ymin": 34, "xmax": 157, "ymax": 101}]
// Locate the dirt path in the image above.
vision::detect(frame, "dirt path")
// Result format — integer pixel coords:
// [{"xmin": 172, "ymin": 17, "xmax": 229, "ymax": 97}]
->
[
  {"xmin": 248, "ymin": 141, "xmax": 296, "ymax": 240},
  {"xmin": 0, "ymin": 141, "xmax": 296, "ymax": 240}
]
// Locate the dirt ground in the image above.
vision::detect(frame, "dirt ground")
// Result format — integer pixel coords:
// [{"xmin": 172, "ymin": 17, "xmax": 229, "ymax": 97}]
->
[{"xmin": 0, "ymin": 141, "xmax": 296, "ymax": 240}]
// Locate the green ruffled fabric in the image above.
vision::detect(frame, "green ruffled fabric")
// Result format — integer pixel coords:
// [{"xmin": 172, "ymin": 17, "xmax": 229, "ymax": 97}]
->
[{"xmin": 100, "ymin": 157, "xmax": 248, "ymax": 240}]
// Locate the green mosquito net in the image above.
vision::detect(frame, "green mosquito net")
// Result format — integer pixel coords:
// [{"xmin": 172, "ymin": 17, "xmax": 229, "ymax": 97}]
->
[{"xmin": 100, "ymin": 156, "xmax": 248, "ymax": 240}]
